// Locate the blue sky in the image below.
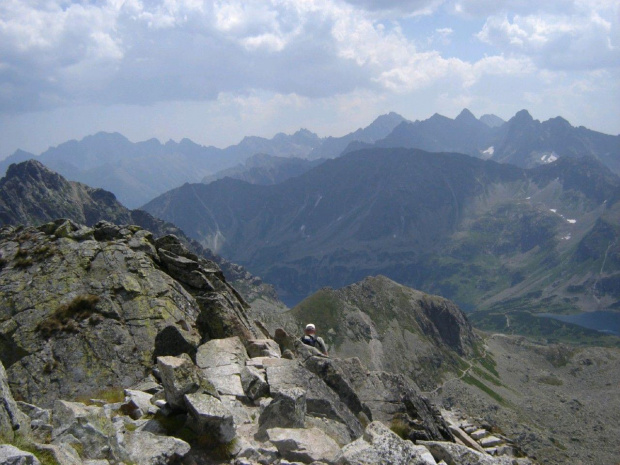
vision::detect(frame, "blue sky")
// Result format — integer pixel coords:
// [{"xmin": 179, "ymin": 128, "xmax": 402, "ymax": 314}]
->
[{"xmin": 0, "ymin": 0, "xmax": 618, "ymax": 157}]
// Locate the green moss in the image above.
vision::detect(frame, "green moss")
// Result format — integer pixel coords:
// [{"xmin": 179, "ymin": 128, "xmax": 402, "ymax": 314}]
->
[
  {"xmin": 74, "ymin": 386, "xmax": 125, "ymax": 405},
  {"xmin": 0, "ymin": 433, "xmax": 61, "ymax": 465}
]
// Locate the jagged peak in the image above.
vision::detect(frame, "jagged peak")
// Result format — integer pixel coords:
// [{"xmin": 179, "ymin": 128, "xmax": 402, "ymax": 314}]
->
[
  {"xmin": 455, "ymin": 108, "xmax": 477, "ymax": 122},
  {"xmin": 4, "ymin": 159, "xmax": 61, "ymax": 182},
  {"xmin": 511, "ymin": 109, "xmax": 535, "ymax": 123}
]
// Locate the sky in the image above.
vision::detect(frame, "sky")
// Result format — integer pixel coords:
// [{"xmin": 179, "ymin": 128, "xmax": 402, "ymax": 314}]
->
[{"xmin": 0, "ymin": 0, "xmax": 618, "ymax": 158}]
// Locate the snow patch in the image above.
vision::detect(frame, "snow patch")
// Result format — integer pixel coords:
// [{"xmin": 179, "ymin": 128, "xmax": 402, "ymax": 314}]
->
[
  {"xmin": 550, "ymin": 209, "xmax": 557, "ymax": 213},
  {"xmin": 540, "ymin": 152, "xmax": 558, "ymax": 164},
  {"xmin": 482, "ymin": 146, "xmax": 494, "ymax": 156},
  {"xmin": 567, "ymin": 219, "xmax": 577, "ymax": 224},
  {"xmin": 563, "ymin": 235, "xmax": 572, "ymax": 240},
  {"xmin": 314, "ymin": 195, "xmax": 322, "ymax": 207}
]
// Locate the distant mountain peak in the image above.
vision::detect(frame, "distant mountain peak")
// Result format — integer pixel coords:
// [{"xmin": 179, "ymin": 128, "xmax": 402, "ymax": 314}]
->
[
  {"xmin": 512, "ymin": 109, "xmax": 534, "ymax": 123},
  {"xmin": 455, "ymin": 108, "xmax": 477, "ymax": 122},
  {"xmin": 479, "ymin": 114, "xmax": 505, "ymax": 128}
]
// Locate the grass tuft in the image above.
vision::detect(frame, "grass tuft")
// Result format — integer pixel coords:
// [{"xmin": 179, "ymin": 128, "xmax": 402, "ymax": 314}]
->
[{"xmin": 36, "ymin": 294, "xmax": 101, "ymax": 337}]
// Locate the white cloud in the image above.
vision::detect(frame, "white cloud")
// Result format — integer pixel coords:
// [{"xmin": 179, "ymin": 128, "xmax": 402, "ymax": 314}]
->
[
  {"xmin": 0, "ymin": 0, "xmax": 618, "ymax": 154},
  {"xmin": 477, "ymin": 9, "xmax": 619, "ymax": 70}
]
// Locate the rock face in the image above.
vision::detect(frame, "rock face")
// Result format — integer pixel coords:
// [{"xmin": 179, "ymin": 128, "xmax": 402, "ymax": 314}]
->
[
  {"xmin": 0, "ymin": 219, "xmax": 259, "ymax": 406},
  {"xmin": 279, "ymin": 276, "xmax": 479, "ymax": 390},
  {"xmin": 0, "ymin": 361, "xmax": 30, "ymax": 441}
]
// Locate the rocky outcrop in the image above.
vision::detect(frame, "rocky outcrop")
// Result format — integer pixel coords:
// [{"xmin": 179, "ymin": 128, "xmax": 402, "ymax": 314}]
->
[
  {"xmin": 0, "ymin": 219, "xmax": 259, "ymax": 407},
  {"xmin": 274, "ymin": 276, "xmax": 479, "ymax": 391}
]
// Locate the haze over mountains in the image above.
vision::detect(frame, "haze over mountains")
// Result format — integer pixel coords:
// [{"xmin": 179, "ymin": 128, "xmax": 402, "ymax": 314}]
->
[
  {"xmin": 2, "ymin": 109, "xmax": 618, "ymax": 208},
  {"xmin": 144, "ymin": 147, "xmax": 620, "ymax": 336}
]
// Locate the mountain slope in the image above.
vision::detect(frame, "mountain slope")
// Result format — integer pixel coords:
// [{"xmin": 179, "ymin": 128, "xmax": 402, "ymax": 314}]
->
[
  {"xmin": 202, "ymin": 153, "xmax": 326, "ymax": 185},
  {"xmin": 143, "ymin": 148, "xmax": 620, "ymax": 323},
  {"xmin": 290, "ymin": 276, "xmax": 478, "ymax": 390}
]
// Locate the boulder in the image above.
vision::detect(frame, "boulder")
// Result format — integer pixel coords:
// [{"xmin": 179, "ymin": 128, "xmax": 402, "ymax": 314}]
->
[
  {"xmin": 479, "ymin": 436, "xmax": 503, "ymax": 448},
  {"xmin": 266, "ymin": 361, "xmax": 363, "ymax": 440},
  {"xmin": 196, "ymin": 337, "xmax": 248, "ymax": 369},
  {"xmin": 196, "ymin": 337, "xmax": 249, "ymax": 398},
  {"xmin": 29, "ymin": 443, "xmax": 82, "ymax": 465},
  {"xmin": 267, "ymin": 427, "xmax": 341, "ymax": 464},
  {"xmin": 51, "ymin": 400, "xmax": 122, "ymax": 461},
  {"xmin": 156, "ymin": 354, "xmax": 218, "ymax": 411},
  {"xmin": 120, "ymin": 389, "xmax": 154, "ymax": 420},
  {"xmin": 240, "ymin": 365, "xmax": 269, "ymax": 400},
  {"xmin": 258, "ymin": 387, "xmax": 306, "ymax": 433},
  {"xmin": 122, "ymin": 429, "xmax": 191, "ymax": 465},
  {"xmin": 0, "ymin": 445, "xmax": 40, "ymax": 465},
  {"xmin": 419, "ymin": 441, "xmax": 534, "ymax": 465},
  {"xmin": 184, "ymin": 392, "xmax": 236, "ymax": 443},
  {"xmin": 246, "ymin": 339, "xmax": 281, "ymax": 358},
  {"xmin": 336, "ymin": 421, "xmax": 437, "ymax": 465}
]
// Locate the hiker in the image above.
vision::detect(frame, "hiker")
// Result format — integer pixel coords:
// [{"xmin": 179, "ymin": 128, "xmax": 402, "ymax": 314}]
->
[{"xmin": 301, "ymin": 323, "xmax": 328, "ymax": 356}]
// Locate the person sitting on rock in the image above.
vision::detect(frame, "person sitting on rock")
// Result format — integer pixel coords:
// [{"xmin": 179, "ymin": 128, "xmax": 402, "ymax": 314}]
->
[{"xmin": 301, "ymin": 323, "xmax": 328, "ymax": 356}]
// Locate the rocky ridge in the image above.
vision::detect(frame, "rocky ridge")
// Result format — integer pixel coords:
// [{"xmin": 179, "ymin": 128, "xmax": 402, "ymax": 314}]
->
[
  {"xmin": 256, "ymin": 276, "xmax": 479, "ymax": 391},
  {"xmin": 0, "ymin": 219, "xmax": 534, "ymax": 465},
  {"xmin": 0, "ymin": 159, "xmax": 281, "ymax": 310},
  {"xmin": 0, "ymin": 219, "xmax": 259, "ymax": 406}
]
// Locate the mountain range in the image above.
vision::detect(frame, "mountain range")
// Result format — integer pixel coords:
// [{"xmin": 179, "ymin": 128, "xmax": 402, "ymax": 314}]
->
[
  {"xmin": 143, "ymin": 147, "xmax": 620, "ymax": 338},
  {"xmin": 3, "ymin": 108, "xmax": 617, "ymax": 209}
]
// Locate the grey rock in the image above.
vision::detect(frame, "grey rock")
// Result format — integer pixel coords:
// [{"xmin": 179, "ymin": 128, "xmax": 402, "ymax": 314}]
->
[
  {"xmin": 258, "ymin": 387, "xmax": 306, "ymax": 434},
  {"xmin": 196, "ymin": 336, "xmax": 249, "ymax": 370},
  {"xmin": 246, "ymin": 339, "xmax": 281, "ymax": 358},
  {"xmin": 51, "ymin": 400, "xmax": 122, "ymax": 461},
  {"xmin": 196, "ymin": 337, "xmax": 249, "ymax": 398},
  {"xmin": 184, "ymin": 392, "xmax": 236, "ymax": 443},
  {"xmin": 447, "ymin": 425, "xmax": 486, "ymax": 453},
  {"xmin": 470, "ymin": 429, "xmax": 488, "ymax": 440},
  {"xmin": 0, "ymin": 221, "xmax": 259, "ymax": 408},
  {"xmin": 419, "ymin": 441, "xmax": 533, "ymax": 465},
  {"xmin": 305, "ymin": 416, "xmax": 353, "ymax": 447},
  {"xmin": 336, "ymin": 421, "xmax": 437, "ymax": 465},
  {"xmin": 120, "ymin": 389, "xmax": 153, "ymax": 420},
  {"xmin": 157, "ymin": 354, "xmax": 219, "ymax": 411},
  {"xmin": 266, "ymin": 361, "xmax": 363, "ymax": 440},
  {"xmin": 28, "ymin": 443, "xmax": 82, "ymax": 465},
  {"xmin": 479, "ymin": 436, "xmax": 503, "ymax": 448},
  {"xmin": 0, "ymin": 445, "xmax": 40, "ymax": 465},
  {"xmin": 0, "ymin": 361, "xmax": 30, "ymax": 440},
  {"xmin": 123, "ymin": 429, "xmax": 191, "ymax": 465},
  {"xmin": 266, "ymin": 427, "xmax": 341, "ymax": 464},
  {"xmin": 333, "ymin": 361, "xmax": 452, "ymax": 442},
  {"xmin": 241, "ymin": 365, "xmax": 269, "ymax": 400}
]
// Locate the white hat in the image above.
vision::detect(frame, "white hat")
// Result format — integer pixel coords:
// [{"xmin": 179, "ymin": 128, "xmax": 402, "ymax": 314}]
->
[{"xmin": 305, "ymin": 323, "xmax": 316, "ymax": 331}]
